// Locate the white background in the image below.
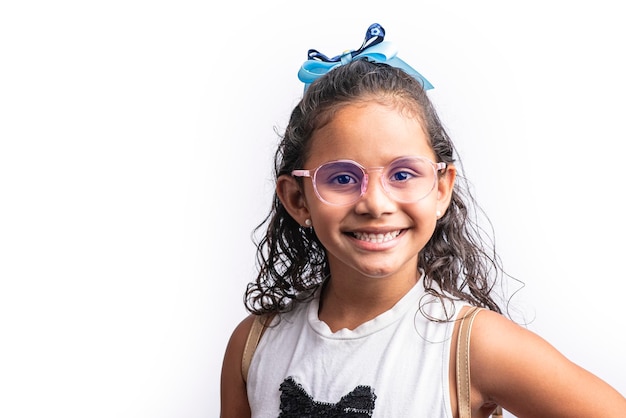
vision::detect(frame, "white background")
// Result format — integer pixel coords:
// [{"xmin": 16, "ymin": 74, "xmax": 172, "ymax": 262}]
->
[{"xmin": 1, "ymin": 1, "xmax": 624, "ymax": 417}]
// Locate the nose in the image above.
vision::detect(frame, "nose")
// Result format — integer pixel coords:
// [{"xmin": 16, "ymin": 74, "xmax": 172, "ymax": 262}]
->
[{"xmin": 354, "ymin": 170, "xmax": 396, "ymax": 217}]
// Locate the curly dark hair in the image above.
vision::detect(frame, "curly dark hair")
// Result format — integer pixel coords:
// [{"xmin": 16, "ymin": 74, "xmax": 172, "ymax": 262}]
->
[{"xmin": 245, "ymin": 59, "xmax": 504, "ymax": 319}]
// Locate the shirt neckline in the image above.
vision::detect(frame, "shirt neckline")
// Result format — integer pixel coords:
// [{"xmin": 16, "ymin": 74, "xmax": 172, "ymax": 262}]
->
[{"xmin": 306, "ymin": 270, "xmax": 426, "ymax": 339}]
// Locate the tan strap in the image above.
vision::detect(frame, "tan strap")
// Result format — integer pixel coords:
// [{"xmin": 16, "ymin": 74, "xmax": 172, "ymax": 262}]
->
[
  {"xmin": 457, "ymin": 307, "xmax": 481, "ymax": 418},
  {"xmin": 492, "ymin": 406, "xmax": 503, "ymax": 417},
  {"xmin": 456, "ymin": 306, "xmax": 503, "ymax": 418},
  {"xmin": 241, "ymin": 314, "xmax": 274, "ymax": 383}
]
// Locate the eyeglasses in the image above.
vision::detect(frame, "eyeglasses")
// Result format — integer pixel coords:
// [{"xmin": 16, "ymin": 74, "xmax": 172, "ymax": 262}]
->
[{"xmin": 292, "ymin": 156, "xmax": 447, "ymax": 206}]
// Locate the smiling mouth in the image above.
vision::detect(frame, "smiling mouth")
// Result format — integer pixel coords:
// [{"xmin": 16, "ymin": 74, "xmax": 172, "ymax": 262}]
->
[{"xmin": 351, "ymin": 230, "xmax": 402, "ymax": 243}]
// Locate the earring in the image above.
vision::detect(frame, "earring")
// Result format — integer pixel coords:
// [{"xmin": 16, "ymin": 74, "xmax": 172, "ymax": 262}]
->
[
  {"xmin": 304, "ymin": 219, "xmax": 312, "ymax": 227},
  {"xmin": 436, "ymin": 210, "xmax": 442, "ymax": 219}
]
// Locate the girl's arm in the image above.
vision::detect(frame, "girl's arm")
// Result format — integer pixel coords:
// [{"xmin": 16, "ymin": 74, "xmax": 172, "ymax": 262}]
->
[
  {"xmin": 470, "ymin": 309, "xmax": 626, "ymax": 417},
  {"xmin": 220, "ymin": 315, "xmax": 255, "ymax": 418}
]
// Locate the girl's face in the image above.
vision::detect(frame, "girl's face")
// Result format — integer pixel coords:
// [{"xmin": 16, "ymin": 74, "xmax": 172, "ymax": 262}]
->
[{"xmin": 280, "ymin": 100, "xmax": 455, "ymax": 282}]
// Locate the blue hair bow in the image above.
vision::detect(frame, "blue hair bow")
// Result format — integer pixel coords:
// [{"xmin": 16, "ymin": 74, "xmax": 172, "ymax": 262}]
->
[{"xmin": 297, "ymin": 23, "xmax": 434, "ymax": 91}]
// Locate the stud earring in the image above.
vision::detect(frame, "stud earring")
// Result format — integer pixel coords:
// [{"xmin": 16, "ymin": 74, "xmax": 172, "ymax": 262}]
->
[
  {"xmin": 436, "ymin": 210, "xmax": 442, "ymax": 219},
  {"xmin": 304, "ymin": 219, "xmax": 312, "ymax": 227}
]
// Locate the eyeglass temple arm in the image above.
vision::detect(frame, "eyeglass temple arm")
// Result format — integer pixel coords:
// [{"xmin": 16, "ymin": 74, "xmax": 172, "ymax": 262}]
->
[
  {"xmin": 436, "ymin": 162, "xmax": 447, "ymax": 172},
  {"xmin": 291, "ymin": 170, "xmax": 311, "ymax": 177}
]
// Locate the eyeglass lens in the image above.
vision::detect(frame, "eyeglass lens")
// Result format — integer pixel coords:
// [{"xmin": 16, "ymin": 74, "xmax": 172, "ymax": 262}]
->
[{"xmin": 313, "ymin": 157, "xmax": 437, "ymax": 205}]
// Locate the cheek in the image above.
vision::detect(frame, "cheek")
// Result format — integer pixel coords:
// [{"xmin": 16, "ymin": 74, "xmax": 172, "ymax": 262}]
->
[
  {"xmin": 412, "ymin": 195, "xmax": 438, "ymax": 216},
  {"xmin": 305, "ymin": 208, "xmax": 340, "ymax": 249},
  {"xmin": 406, "ymin": 199, "xmax": 439, "ymax": 232},
  {"xmin": 301, "ymin": 182, "xmax": 318, "ymax": 207},
  {"xmin": 308, "ymin": 204, "xmax": 343, "ymax": 225}
]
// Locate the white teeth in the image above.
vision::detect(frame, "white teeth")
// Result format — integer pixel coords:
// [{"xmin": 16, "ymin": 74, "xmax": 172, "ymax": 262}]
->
[{"xmin": 353, "ymin": 230, "xmax": 401, "ymax": 243}]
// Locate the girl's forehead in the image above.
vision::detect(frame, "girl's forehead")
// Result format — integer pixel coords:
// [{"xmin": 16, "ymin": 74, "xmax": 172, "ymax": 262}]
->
[{"xmin": 306, "ymin": 102, "xmax": 435, "ymax": 166}]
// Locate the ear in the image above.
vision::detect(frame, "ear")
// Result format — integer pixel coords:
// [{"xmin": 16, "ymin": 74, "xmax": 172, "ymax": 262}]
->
[
  {"xmin": 276, "ymin": 174, "xmax": 311, "ymax": 226},
  {"xmin": 436, "ymin": 163, "xmax": 456, "ymax": 217}
]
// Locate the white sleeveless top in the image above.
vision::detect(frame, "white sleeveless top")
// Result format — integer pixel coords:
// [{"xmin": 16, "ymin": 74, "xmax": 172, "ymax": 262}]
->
[{"xmin": 247, "ymin": 275, "xmax": 470, "ymax": 417}]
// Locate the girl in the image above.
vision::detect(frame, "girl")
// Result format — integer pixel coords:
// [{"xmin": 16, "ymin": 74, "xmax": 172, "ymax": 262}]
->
[{"xmin": 220, "ymin": 24, "xmax": 626, "ymax": 417}]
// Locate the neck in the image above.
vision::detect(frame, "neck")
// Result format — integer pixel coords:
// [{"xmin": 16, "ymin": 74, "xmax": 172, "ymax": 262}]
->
[{"xmin": 318, "ymin": 270, "xmax": 420, "ymax": 332}]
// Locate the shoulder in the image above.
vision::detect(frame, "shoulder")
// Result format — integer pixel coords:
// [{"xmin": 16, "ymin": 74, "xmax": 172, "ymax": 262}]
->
[
  {"xmin": 468, "ymin": 308, "xmax": 569, "ymax": 396},
  {"xmin": 220, "ymin": 315, "xmax": 256, "ymax": 418},
  {"xmin": 221, "ymin": 313, "xmax": 278, "ymax": 384},
  {"xmin": 225, "ymin": 315, "xmax": 257, "ymax": 361},
  {"xmin": 469, "ymin": 309, "xmax": 626, "ymax": 417}
]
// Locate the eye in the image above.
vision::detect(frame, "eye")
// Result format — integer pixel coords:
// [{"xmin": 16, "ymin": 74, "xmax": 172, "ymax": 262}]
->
[
  {"xmin": 316, "ymin": 162, "xmax": 363, "ymax": 188},
  {"xmin": 389, "ymin": 170, "xmax": 415, "ymax": 182},
  {"xmin": 331, "ymin": 173, "xmax": 358, "ymax": 185},
  {"xmin": 388, "ymin": 167, "xmax": 421, "ymax": 183},
  {"xmin": 323, "ymin": 171, "xmax": 361, "ymax": 189},
  {"xmin": 387, "ymin": 158, "xmax": 430, "ymax": 185}
]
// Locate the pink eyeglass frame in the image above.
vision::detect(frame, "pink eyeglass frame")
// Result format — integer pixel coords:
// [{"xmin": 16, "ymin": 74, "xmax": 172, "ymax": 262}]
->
[{"xmin": 291, "ymin": 156, "xmax": 448, "ymax": 206}]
